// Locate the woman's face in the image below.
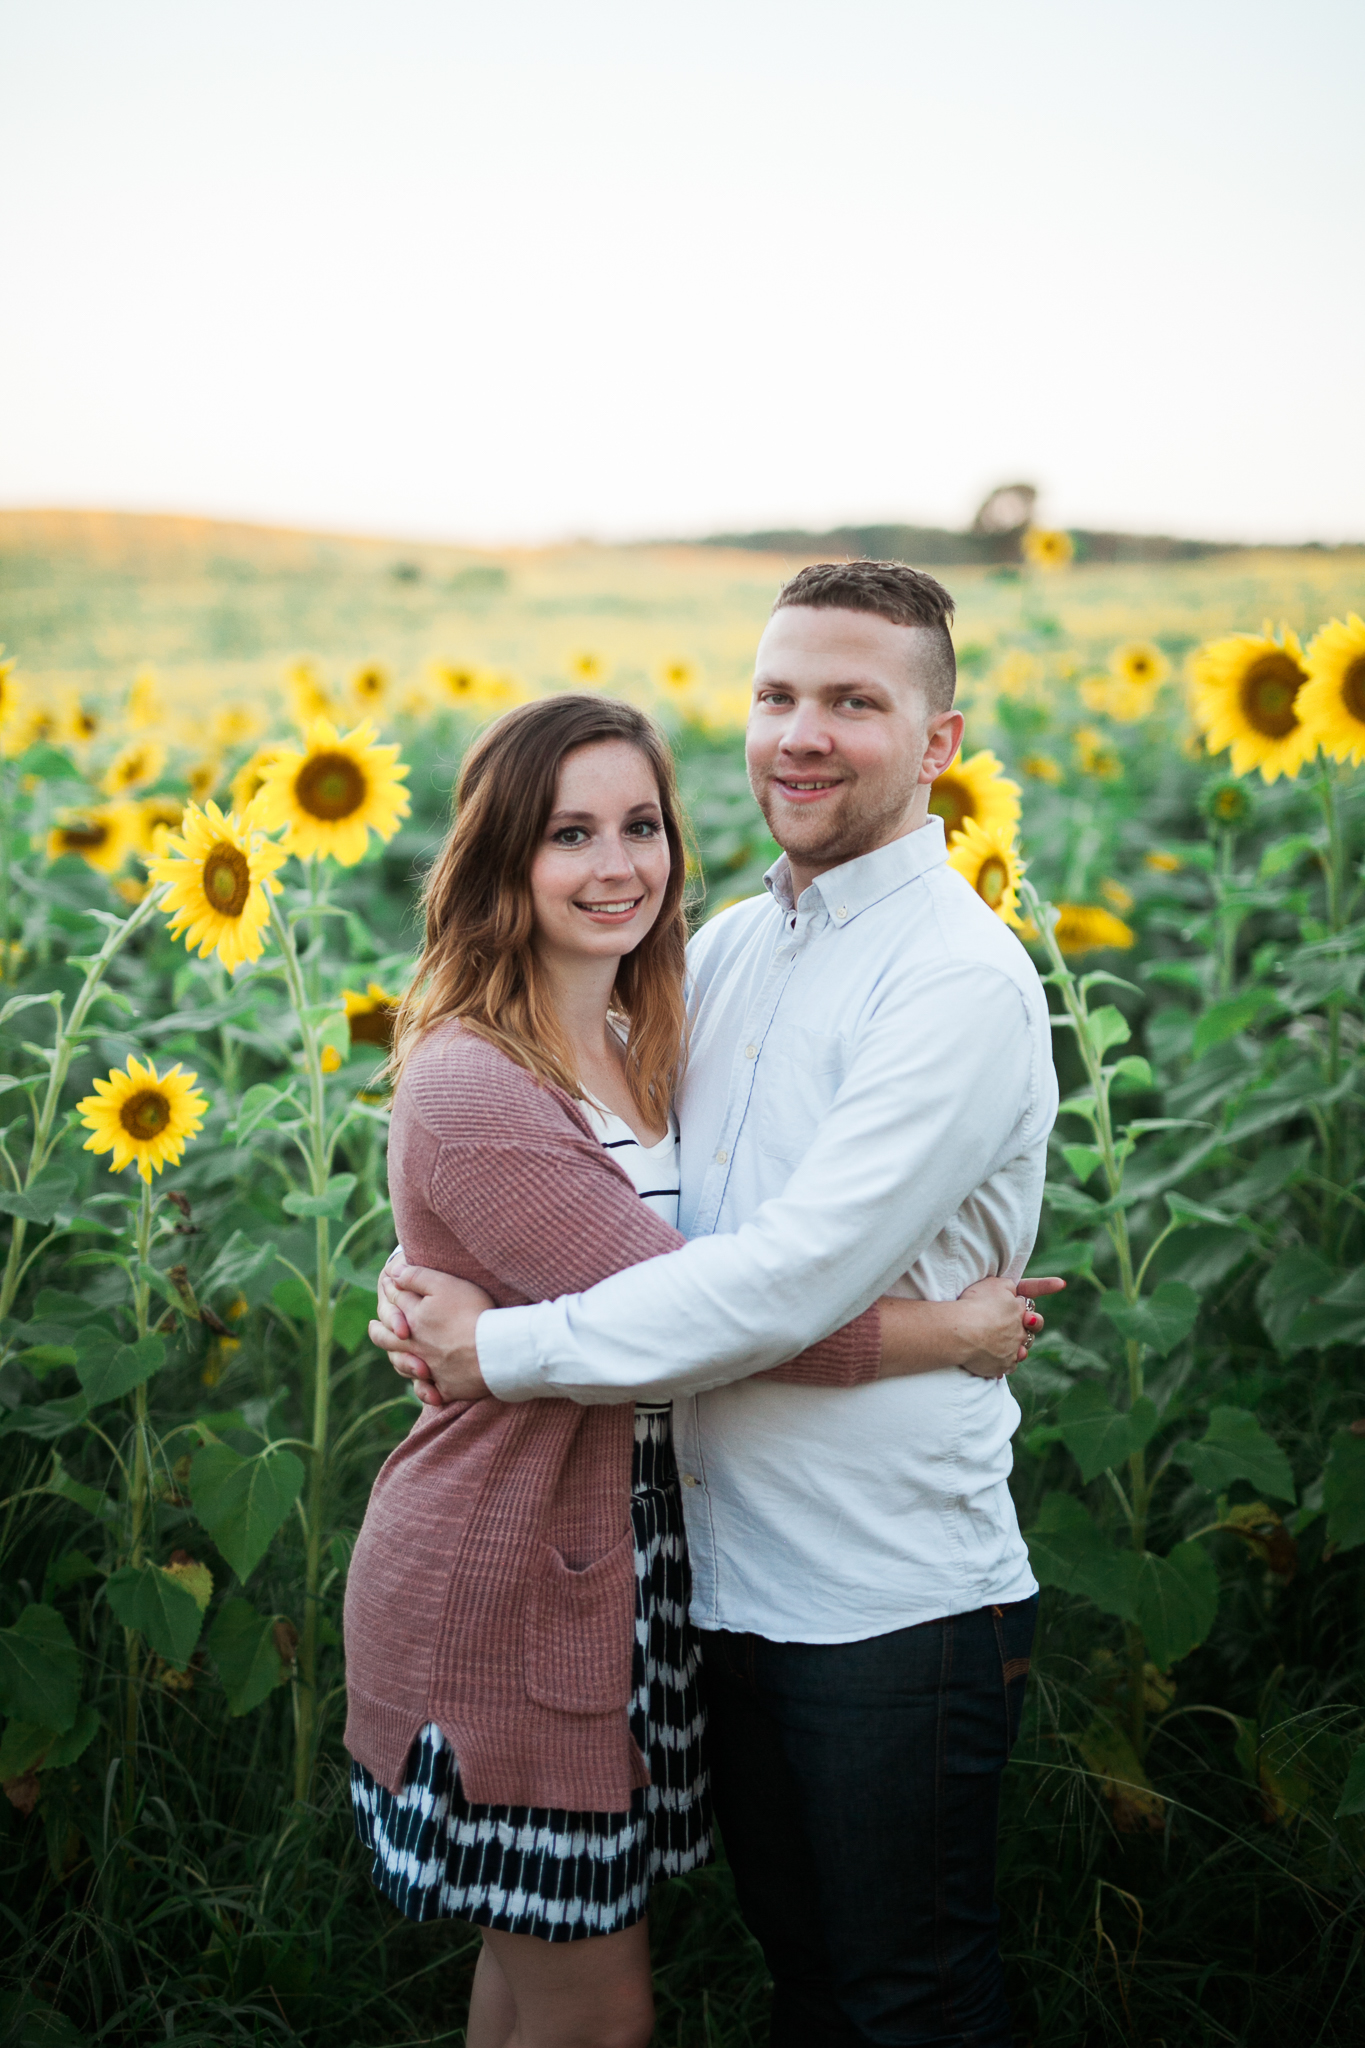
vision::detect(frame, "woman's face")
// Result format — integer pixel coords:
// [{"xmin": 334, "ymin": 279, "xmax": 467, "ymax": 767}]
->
[{"xmin": 529, "ymin": 740, "xmax": 672, "ymax": 969}]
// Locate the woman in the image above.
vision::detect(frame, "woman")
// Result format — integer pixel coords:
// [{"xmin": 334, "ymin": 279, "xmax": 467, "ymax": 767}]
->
[{"xmin": 343, "ymin": 695, "xmax": 1044, "ymax": 2048}]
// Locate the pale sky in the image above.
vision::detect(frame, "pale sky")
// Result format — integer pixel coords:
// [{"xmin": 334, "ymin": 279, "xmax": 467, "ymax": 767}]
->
[{"xmin": 3, "ymin": 0, "xmax": 1362, "ymax": 546}]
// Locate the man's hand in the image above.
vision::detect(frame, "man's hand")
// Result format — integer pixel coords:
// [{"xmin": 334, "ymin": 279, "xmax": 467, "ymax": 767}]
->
[
  {"xmin": 953, "ymin": 1273, "xmax": 1066, "ymax": 1378},
  {"xmin": 370, "ymin": 1251, "xmax": 496, "ymax": 1406}
]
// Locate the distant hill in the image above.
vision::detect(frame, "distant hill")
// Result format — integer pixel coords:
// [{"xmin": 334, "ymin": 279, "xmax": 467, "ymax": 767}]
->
[{"xmin": 695, "ymin": 521, "xmax": 1362, "ymax": 566}]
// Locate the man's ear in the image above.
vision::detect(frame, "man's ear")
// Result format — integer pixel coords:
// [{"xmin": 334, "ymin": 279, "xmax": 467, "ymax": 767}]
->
[{"xmin": 920, "ymin": 710, "xmax": 965, "ymax": 785}]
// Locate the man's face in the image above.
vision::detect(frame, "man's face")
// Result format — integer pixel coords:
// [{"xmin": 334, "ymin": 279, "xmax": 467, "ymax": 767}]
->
[{"xmin": 745, "ymin": 605, "xmax": 964, "ymax": 880}]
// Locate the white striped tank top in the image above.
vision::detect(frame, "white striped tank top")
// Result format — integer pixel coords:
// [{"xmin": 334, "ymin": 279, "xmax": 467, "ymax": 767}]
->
[{"xmin": 580, "ymin": 1097, "xmax": 679, "ymax": 1415}]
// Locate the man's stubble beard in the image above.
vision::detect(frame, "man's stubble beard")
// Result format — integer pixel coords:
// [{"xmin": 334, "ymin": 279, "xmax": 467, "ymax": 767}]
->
[{"xmin": 753, "ymin": 761, "xmax": 922, "ymax": 873}]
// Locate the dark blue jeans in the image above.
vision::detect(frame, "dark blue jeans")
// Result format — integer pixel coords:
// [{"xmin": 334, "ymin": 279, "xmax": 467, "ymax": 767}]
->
[{"xmin": 699, "ymin": 1596, "xmax": 1036, "ymax": 2047}]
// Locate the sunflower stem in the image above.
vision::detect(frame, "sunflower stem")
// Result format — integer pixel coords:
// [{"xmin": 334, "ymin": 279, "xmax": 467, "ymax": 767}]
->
[
  {"xmin": 122, "ymin": 1176, "xmax": 155, "ymax": 1829},
  {"xmin": 1021, "ymin": 878, "xmax": 1150, "ymax": 1752},
  {"xmin": 268, "ymin": 892, "xmax": 335, "ymax": 1807},
  {"xmin": 0, "ymin": 882, "xmax": 167, "ymax": 1326},
  {"xmin": 1315, "ymin": 755, "xmax": 1346, "ymax": 1245},
  {"xmin": 0, "ymin": 760, "xmax": 14, "ymax": 986}
]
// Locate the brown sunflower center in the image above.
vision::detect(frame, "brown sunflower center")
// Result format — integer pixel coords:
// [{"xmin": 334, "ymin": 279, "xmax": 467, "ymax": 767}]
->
[
  {"xmin": 120, "ymin": 1089, "xmax": 171, "ymax": 1140},
  {"xmin": 1239, "ymin": 653, "xmax": 1304, "ymax": 738},
  {"xmin": 928, "ymin": 777, "xmax": 972, "ymax": 834},
  {"xmin": 61, "ymin": 822, "xmax": 109, "ymax": 851},
  {"xmin": 356, "ymin": 671, "xmax": 384, "ymax": 698},
  {"xmin": 349, "ymin": 1005, "xmax": 397, "ymax": 1047},
  {"xmin": 1341, "ymin": 655, "xmax": 1365, "ymax": 725},
  {"xmin": 1129, "ymin": 656, "xmax": 1152, "ymax": 680},
  {"xmin": 202, "ymin": 842, "xmax": 251, "ymax": 916},
  {"xmin": 976, "ymin": 855, "xmax": 1009, "ymax": 908},
  {"xmin": 295, "ymin": 751, "xmax": 366, "ymax": 821}
]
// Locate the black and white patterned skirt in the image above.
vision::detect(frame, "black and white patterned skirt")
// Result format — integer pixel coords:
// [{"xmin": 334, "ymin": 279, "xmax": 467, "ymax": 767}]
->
[{"xmin": 349, "ymin": 1405, "xmax": 712, "ymax": 1940}]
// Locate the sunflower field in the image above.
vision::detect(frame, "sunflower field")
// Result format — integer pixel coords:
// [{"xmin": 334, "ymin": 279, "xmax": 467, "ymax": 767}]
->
[{"xmin": 1, "ymin": 515, "xmax": 1364, "ymax": 2046}]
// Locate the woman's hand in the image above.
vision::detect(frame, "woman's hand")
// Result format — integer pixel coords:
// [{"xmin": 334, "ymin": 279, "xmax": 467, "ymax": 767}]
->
[
  {"xmin": 369, "ymin": 1250, "xmax": 497, "ymax": 1406},
  {"xmin": 954, "ymin": 1274, "xmax": 1065, "ymax": 1378}
]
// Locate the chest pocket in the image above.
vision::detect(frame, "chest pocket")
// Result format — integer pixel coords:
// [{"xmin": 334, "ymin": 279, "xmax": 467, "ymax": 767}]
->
[{"xmin": 755, "ymin": 1024, "xmax": 847, "ymax": 1171}]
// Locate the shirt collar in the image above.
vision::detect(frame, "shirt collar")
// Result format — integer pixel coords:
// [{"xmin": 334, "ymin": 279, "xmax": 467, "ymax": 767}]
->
[{"xmin": 763, "ymin": 815, "xmax": 948, "ymax": 924}]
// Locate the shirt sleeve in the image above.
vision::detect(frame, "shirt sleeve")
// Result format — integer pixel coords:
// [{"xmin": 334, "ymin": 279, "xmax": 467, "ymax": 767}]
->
[
  {"xmin": 427, "ymin": 1125, "xmax": 879, "ymax": 1389},
  {"xmin": 476, "ymin": 959, "xmax": 1038, "ymax": 1403}
]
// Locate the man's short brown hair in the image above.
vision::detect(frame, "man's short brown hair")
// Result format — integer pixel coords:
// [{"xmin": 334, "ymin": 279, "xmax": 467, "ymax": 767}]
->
[{"xmin": 772, "ymin": 560, "xmax": 957, "ymax": 712}]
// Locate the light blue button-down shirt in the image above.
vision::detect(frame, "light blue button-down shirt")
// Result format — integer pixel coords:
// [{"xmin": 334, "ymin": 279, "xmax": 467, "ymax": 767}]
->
[{"xmin": 478, "ymin": 817, "xmax": 1057, "ymax": 1641}]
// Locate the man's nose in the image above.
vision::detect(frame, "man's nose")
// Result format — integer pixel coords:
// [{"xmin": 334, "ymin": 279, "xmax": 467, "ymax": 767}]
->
[{"xmin": 779, "ymin": 707, "xmax": 834, "ymax": 754}]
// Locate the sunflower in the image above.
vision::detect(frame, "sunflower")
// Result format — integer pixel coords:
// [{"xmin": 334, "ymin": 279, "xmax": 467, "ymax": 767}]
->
[
  {"xmin": 1190, "ymin": 624, "xmax": 1314, "ymax": 782},
  {"xmin": 0, "ymin": 654, "xmax": 27, "ymax": 757},
  {"xmin": 1052, "ymin": 904, "xmax": 1135, "ymax": 955},
  {"xmin": 1074, "ymin": 726, "xmax": 1122, "ymax": 779},
  {"xmin": 1100, "ymin": 878, "xmax": 1135, "ymax": 913},
  {"xmin": 1144, "ymin": 850, "xmax": 1182, "ymax": 873},
  {"xmin": 212, "ymin": 703, "xmax": 264, "ymax": 750},
  {"xmin": 1080, "ymin": 668, "xmax": 1160, "ymax": 723},
  {"xmin": 349, "ymin": 663, "xmax": 390, "ymax": 712},
  {"xmin": 230, "ymin": 745, "xmax": 283, "ymax": 814},
  {"xmin": 1299, "ymin": 614, "xmax": 1365, "ymax": 765},
  {"xmin": 137, "ymin": 795, "xmax": 186, "ymax": 855},
  {"xmin": 659, "ymin": 659, "xmax": 697, "ymax": 691},
  {"xmin": 570, "ymin": 652, "xmax": 608, "ymax": 683},
  {"xmin": 78, "ymin": 1054, "xmax": 208, "ymax": 1183},
  {"xmin": 103, "ymin": 737, "xmax": 168, "ymax": 796},
  {"xmin": 285, "ymin": 660, "xmax": 336, "ymax": 730},
  {"xmin": 1113, "ymin": 640, "xmax": 1169, "ymax": 691},
  {"xmin": 1022, "ymin": 528, "xmax": 1074, "ymax": 570},
  {"xmin": 929, "ymin": 750, "xmax": 1022, "ymax": 844},
  {"xmin": 47, "ymin": 804, "xmax": 138, "ymax": 874},
  {"xmin": 431, "ymin": 663, "xmax": 482, "ymax": 705},
  {"xmin": 126, "ymin": 667, "xmax": 162, "ymax": 730},
  {"xmin": 994, "ymin": 649, "xmax": 1043, "ymax": 699},
  {"xmin": 147, "ymin": 801, "xmax": 288, "ymax": 971},
  {"xmin": 1021, "ymin": 752, "xmax": 1063, "ymax": 784},
  {"xmin": 946, "ymin": 818, "xmax": 1024, "ymax": 925},
  {"xmin": 253, "ymin": 717, "xmax": 410, "ymax": 865},
  {"xmin": 343, "ymin": 981, "xmax": 400, "ymax": 1048},
  {"xmin": 185, "ymin": 759, "xmax": 221, "ymax": 805},
  {"xmin": 60, "ymin": 696, "xmax": 103, "ymax": 748}
]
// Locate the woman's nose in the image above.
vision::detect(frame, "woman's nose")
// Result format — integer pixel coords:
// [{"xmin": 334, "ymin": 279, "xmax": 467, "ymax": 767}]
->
[{"xmin": 591, "ymin": 834, "xmax": 638, "ymax": 879}]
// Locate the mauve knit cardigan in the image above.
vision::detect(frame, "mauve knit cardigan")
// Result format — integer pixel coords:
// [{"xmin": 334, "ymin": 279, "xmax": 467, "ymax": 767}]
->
[{"xmin": 342, "ymin": 1021, "xmax": 881, "ymax": 1811}]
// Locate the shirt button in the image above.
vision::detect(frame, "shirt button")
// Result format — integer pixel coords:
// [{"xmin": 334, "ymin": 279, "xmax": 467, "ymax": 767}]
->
[
  {"xmin": 715, "ymin": 1148, "xmax": 728, "ymax": 1164},
  {"xmin": 682, "ymin": 1473, "xmax": 699, "ymax": 1487},
  {"xmin": 835, "ymin": 906, "xmax": 848, "ymax": 921},
  {"xmin": 745, "ymin": 1044, "xmax": 757, "ymax": 1059}
]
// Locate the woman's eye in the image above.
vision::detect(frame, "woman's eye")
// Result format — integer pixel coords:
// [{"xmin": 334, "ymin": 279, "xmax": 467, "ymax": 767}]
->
[
  {"xmin": 552, "ymin": 827, "xmax": 589, "ymax": 846},
  {"xmin": 627, "ymin": 820, "xmax": 661, "ymax": 838}
]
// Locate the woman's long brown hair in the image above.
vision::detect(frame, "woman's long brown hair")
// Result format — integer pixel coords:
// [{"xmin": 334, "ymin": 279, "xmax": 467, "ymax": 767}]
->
[{"xmin": 390, "ymin": 695, "xmax": 693, "ymax": 1121}]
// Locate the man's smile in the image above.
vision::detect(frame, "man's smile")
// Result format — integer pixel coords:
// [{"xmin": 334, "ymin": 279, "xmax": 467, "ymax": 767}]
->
[{"xmin": 771, "ymin": 774, "xmax": 846, "ymax": 803}]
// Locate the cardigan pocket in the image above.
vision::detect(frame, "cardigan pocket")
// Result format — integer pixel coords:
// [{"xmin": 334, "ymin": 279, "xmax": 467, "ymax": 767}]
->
[{"xmin": 523, "ymin": 1532, "xmax": 636, "ymax": 1715}]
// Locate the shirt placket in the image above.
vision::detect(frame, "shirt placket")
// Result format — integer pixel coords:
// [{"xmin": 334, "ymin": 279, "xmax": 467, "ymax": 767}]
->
[
  {"xmin": 687, "ymin": 915, "xmax": 812, "ymax": 1236},
  {"xmin": 674, "ymin": 905, "xmax": 826, "ymax": 1626}
]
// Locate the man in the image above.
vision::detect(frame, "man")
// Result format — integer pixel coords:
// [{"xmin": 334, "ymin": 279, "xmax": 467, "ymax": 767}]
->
[{"xmin": 374, "ymin": 561, "xmax": 1059, "ymax": 2046}]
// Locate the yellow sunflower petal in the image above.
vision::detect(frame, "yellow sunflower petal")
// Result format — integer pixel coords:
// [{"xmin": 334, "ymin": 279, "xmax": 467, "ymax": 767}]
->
[
  {"xmin": 147, "ymin": 801, "xmax": 287, "ymax": 972},
  {"xmin": 252, "ymin": 717, "xmax": 411, "ymax": 866},
  {"xmin": 946, "ymin": 817, "xmax": 1025, "ymax": 925},
  {"xmin": 1190, "ymin": 625, "xmax": 1314, "ymax": 783},
  {"xmin": 929, "ymin": 750, "xmax": 1022, "ymax": 843},
  {"xmin": 1298, "ymin": 614, "xmax": 1365, "ymax": 766},
  {"xmin": 77, "ymin": 1056, "xmax": 209, "ymax": 1183}
]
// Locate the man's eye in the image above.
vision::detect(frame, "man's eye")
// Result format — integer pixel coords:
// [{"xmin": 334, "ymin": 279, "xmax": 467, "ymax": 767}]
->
[{"xmin": 839, "ymin": 695, "xmax": 873, "ymax": 711}]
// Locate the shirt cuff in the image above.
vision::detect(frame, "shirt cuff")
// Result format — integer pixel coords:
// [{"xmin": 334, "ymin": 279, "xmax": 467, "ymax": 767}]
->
[{"xmin": 475, "ymin": 1303, "xmax": 554, "ymax": 1403}]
